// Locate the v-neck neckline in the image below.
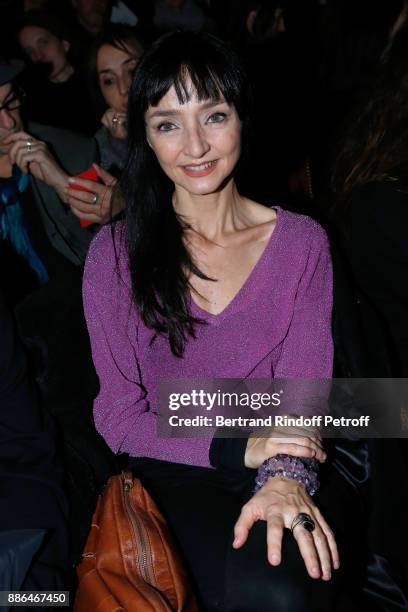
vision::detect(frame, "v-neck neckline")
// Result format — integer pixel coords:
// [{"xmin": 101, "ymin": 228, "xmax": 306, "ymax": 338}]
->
[{"xmin": 189, "ymin": 206, "xmax": 282, "ymax": 324}]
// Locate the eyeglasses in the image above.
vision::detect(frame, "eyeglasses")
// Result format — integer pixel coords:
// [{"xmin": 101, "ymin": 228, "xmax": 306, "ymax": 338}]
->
[{"xmin": 0, "ymin": 88, "xmax": 26, "ymax": 113}]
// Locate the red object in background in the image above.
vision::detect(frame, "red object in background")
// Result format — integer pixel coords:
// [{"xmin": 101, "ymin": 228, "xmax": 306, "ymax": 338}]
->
[{"xmin": 70, "ymin": 166, "xmax": 100, "ymax": 228}]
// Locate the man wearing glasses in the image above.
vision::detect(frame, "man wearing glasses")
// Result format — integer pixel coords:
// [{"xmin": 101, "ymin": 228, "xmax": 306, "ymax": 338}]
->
[
  {"xmin": 0, "ymin": 58, "xmax": 118, "ymax": 584},
  {"xmin": 0, "ymin": 57, "xmax": 96, "ymax": 306}
]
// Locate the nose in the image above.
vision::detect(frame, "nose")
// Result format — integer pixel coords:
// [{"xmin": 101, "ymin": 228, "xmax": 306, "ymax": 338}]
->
[
  {"xmin": 118, "ymin": 74, "xmax": 130, "ymax": 98},
  {"xmin": 183, "ymin": 123, "xmax": 210, "ymax": 159},
  {"xmin": 0, "ymin": 108, "xmax": 16, "ymax": 130},
  {"xmin": 31, "ymin": 50, "xmax": 45, "ymax": 63}
]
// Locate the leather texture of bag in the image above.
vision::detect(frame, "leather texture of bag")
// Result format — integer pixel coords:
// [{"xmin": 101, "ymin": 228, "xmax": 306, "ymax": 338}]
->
[{"xmin": 74, "ymin": 471, "xmax": 199, "ymax": 611}]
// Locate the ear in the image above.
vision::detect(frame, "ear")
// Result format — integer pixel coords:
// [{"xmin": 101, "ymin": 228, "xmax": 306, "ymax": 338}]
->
[
  {"xmin": 246, "ymin": 9, "xmax": 257, "ymax": 35},
  {"xmin": 62, "ymin": 40, "xmax": 71, "ymax": 53}
]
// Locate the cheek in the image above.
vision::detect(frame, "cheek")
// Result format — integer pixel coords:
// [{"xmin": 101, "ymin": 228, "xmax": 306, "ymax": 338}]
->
[
  {"xmin": 149, "ymin": 136, "xmax": 180, "ymax": 169},
  {"xmin": 54, "ymin": 42, "xmax": 66, "ymax": 58},
  {"xmin": 100, "ymin": 85, "xmax": 117, "ymax": 107},
  {"xmin": 220, "ymin": 125, "xmax": 242, "ymax": 158},
  {"xmin": 46, "ymin": 46, "xmax": 58, "ymax": 61}
]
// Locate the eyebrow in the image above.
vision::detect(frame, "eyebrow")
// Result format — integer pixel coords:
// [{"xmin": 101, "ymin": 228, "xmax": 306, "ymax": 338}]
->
[
  {"xmin": 98, "ymin": 57, "xmax": 138, "ymax": 74},
  {"xmin": 147, "ymin": 100, "xmax": 227, "ymax": 119}
]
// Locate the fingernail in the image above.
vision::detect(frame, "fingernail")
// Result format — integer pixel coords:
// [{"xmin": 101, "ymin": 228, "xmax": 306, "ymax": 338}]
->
[
  {"xmin": 311, "ymin": 567, "xmax": 320, "ymax": 576},
  {"xmin": 271, "ymin": 554, "xmax": 280, "ymax": 564},
  {"xmin": 68, "ymin": 177, "xmax": 76, "ymax": 183},
  {"xmin": 334, "ymin": 560, "xmax": 340, "ymax": 569},
  {"xmin": 323, "ymin": 572, "xmax": 331, "ymax": 581}
]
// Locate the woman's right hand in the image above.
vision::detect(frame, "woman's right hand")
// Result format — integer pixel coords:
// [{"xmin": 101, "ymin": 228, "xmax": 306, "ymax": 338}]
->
[
  {"xmin": 101, "ymin": 108, "xmax": 127, "ymax": 140},
  {"xmin": 244, "ymin": 424, "xmax": 326, "ymax": 469},
  {"xmin": 66, "ymin": 164, "xmax": 123, "ymax": 224},
  {"xmin": 5, "ymin": 131, "xmax": 68, "ymax": 202}
]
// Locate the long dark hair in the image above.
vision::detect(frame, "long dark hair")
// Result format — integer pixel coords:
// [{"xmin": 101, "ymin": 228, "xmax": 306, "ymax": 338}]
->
[
  {"xmin": 332, "ymin": 23, "xmax": 408, "ymax": 205},
  {"xmin": 119, "ymin": 31, "xmax": 253, "ymax": 357}
]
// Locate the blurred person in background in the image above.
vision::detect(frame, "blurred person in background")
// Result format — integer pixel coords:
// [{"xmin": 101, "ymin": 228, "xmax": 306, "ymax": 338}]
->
[
  {"xmin": 329, "ymin": 25, "xmax": 408, "ymax": 605},
  {"xmin": 67, "ymin": 0, "xmax": 152, "ymax": 52},
  {"xmin": 235, "ymin": 0, "xmax": 317, "ymax": 204},
  {"xmin": 71, "ymin": 0, "xmax": 111, "ymax": 37},
  {"xmin": 87, "ymin": 23, "xmax": 143, "ymax": 172},
  {"xmin": 0, "ymin": 58, "xmax": 119, "ymax": 574},
  {"xmin": 0, "ymin": 0, "xmax": 47, "ymax": 56},
  {"xmin": 0, "ymin": 56, "xmax": 98, "ymax": 308},
  {"xmin": 332, "ymin": 24, "xmax": 408, "ymax": 379},
  {"xmin": 17, "ymin": 10, "xmax": 98, "ymax": 135},
  {"xmin": 62, "ymin": 24, "xmax": 144, "ymax": 225},
  {"xmin": 0, "ymin": 28, "xmax": 137, "ymax": 249},
  {"xmin": 309, "ymin": 0, "xmax": 407, "ymax": 207}
]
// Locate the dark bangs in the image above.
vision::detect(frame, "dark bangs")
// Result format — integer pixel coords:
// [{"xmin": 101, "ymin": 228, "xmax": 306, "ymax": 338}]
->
[{"xmin": 131, "ymin": 31, "xmax": 251, "ymax": 120}]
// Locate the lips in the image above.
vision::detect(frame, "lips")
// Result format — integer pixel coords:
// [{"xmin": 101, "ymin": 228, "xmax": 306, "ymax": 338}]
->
[
  {"xmin": 181, "ymin": 160, "xmax": 218, "ymax": 178},
  {"xmin": 0, "ymin": 131, "xmax": 17, "ymax": 147}
]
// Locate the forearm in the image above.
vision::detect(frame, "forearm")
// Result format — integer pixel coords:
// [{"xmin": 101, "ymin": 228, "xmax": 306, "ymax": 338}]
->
[
  {"xmin": 49, "ymin": 168, "xmax": 69, "ymax": 203},
  {"xmin": 94, "ymin": 397, "xmax": 213, "ymax": 467}
]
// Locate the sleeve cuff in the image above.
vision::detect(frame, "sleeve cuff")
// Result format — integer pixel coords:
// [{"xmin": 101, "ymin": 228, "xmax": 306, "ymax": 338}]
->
[{"xmin": 209, "ymin": 428, "xmax": 251, "ymax": 471}]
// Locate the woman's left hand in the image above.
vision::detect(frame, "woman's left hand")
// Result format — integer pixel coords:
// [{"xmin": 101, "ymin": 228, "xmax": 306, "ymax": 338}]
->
[
  {"xmin": 233, "ymin": 477, "xmax": 339, "ymax": 581},
  {"xmin": 66, "ymin": 164, "xmax": 124, "ymax": 225},
  {"xmin": 245, "ymin": 425, "xmax": 326, "ymax": 469}
]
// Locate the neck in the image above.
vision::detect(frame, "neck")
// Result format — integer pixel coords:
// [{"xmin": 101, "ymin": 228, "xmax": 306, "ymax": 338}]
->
[
  {"xmin": 173, "ymin": 178, "xmax": 249, "ymax": 241},
  {"xmin": 49, "ymin": 62, "xmax": 74, "ymax": 83},
  {"xmin": 0, "ymin": 154, "xmax": 12, "ymax": 178}
]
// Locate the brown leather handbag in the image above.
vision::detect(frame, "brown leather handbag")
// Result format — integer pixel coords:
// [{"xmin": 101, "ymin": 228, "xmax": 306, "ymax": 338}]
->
[{"xmin": 74, "ymin": 471, "xmax": 199, "ymax": 611}]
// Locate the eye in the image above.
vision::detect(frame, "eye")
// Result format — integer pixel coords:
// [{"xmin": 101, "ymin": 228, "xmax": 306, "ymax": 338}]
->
[
  {"xmin": 157, "ymin": 121, "xmax": 177, "ymax": 132},
  {"xmin": 207, "ymin": 112, "xmax": 227, "ymax": 124},
  {"xmin": 101, "ymin": 78, "xmax": 115, "ymax": 87}
]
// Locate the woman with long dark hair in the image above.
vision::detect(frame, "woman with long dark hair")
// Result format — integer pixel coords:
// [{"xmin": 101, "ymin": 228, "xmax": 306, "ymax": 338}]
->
[
  {"xmin": 87, "ymin": 23, "xmax": 144, "ymax": 173},
  {"xmin": 83, "ymin": 31, "xmax": 365, "ymax": 610},
  {"xmin": 330, "ymin": 27, "xmax": 408, "ymax": 609},
  {"xmin": 63, "ymin": 24, "xmax": 144, "ymax": 225},
  {"xmin": 332, "ymin": 24, "xmax": 408, "ymax": 377}
]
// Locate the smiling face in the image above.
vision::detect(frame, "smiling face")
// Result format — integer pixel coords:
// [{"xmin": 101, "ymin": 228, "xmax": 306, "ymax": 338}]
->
[
  {"xmin": 144, "ymin": 83, "xmax": 242, "ymax": 197},
  {"xmin": 0, "ymin": 83, "xmax": 24, "ymax": 157},
  {"xmin": 97, "ymin": 43, "xmax": 140, "ymax": 113},
  {"xmin": 19, "ymin": 26, "xmax": 69, "ymax": 75}
]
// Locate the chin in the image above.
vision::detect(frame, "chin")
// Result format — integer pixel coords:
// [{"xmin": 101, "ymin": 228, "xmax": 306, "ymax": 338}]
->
[
  {"xmin": 184, "ymin": 183, "xmax": 222, "ymax": 196},
  {"xmin": 177, "ymin": 172, "xmax": 231, "ymax": 195}
]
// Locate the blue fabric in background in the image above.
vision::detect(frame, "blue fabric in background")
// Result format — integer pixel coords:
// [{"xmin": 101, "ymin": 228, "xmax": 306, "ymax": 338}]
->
[{"xmin": 0, "ymin": 166, "xmax": 48, "ymax": 284}]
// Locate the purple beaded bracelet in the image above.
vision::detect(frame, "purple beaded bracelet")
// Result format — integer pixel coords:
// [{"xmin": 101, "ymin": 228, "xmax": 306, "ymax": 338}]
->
[{"xmin": 253, "ymin": 453, "xmax": 320, "ymax": 496}]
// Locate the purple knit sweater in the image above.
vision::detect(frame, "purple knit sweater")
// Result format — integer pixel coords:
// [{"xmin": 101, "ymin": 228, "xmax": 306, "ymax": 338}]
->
[{"xmin": 83, "ymin": 207, "xmax": 333, "ymax": 467}]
